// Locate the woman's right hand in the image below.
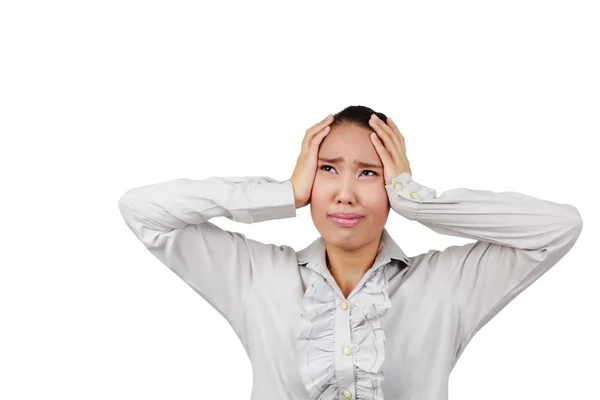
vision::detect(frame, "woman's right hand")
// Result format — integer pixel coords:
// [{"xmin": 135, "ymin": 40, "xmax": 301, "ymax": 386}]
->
[{"xmin": 290, "ymin": 114, "xmax": 334, "ymax": 209}]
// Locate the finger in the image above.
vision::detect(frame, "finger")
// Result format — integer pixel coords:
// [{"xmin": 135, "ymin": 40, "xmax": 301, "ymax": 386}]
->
[
  {"xmin": 305, "ymin": 114, "xmax": 334, "ymax": 139},
  {"xmin": 307, "ymin": 125, "xmax": 331, "ymax": 154},
  {"xmin": 302, "ymin": 114, "xmax": 333, "ymax": 151},
  {"xmin": 387, "ymin": 116, "xmax": 406, "ymax": 147},
  {"xmin": 370, "ymin": 114, "xmax": 401, "ymax": 151},
  {"xmin": 369, "ymin": 131, "xmax": 393, "ymax": 169},
  {"xmin": 369, "ymin": 115, "xmax": 401, "ymax": 156},
  {"xmin": 381, "ymin": 116, "xmax": 403, "ymax": 151},
  {"xmin": 301, "ymin": 114, "xmax": 330, "ymax": 150}
]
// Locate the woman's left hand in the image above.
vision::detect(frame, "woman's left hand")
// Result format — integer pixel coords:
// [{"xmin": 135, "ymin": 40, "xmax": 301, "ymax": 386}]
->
[{"xmin": 368, "ymin": 113, "xmax": 412, "ymax": 186}]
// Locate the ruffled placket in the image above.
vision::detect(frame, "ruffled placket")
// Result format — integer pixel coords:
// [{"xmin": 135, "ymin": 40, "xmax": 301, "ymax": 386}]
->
[{"xmin": 295, "ymin": 261, "xmax": 392, "ymax": 400}]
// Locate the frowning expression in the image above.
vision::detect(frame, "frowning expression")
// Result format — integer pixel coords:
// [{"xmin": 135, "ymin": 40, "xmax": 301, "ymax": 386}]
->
[{"xmin": 310, "ymin": 123, "xmax": 390, "ymax": 248}]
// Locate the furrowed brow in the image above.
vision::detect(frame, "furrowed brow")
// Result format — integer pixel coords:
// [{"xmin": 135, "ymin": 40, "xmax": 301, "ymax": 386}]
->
[{"xmin": 318, "ymin": 156, "xmax": 382, "ymax": 169}]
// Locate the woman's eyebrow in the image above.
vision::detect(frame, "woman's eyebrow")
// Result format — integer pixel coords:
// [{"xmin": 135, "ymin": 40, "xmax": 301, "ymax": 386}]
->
[{"xmin": 318, "ymin": 156, "xmax": 382, "ymax": 169}]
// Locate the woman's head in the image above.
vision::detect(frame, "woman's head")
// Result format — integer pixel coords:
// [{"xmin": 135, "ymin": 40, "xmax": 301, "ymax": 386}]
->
[{"xmin": 310, "ymin": 105, "xmax": 390, "ymax": 251}]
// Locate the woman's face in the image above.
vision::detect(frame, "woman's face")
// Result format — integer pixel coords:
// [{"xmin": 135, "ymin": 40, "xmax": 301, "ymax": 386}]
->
[{"xmin": 310, "ymin": 122, "xmax": 391, "ymax": 250}]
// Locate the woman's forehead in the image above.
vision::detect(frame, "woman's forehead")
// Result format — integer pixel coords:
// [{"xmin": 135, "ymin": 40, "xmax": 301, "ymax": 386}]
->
[
  {"xmin": 318, "ymin": 151, "xmax": 381, "ymax": 169},
  {"xmin": 319, "ymin": 128, "xmax": 379, "ymax": 165}
]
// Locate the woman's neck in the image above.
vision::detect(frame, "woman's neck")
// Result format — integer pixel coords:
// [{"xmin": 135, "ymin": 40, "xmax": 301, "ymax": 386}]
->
[{"xmin": 325, "ymin": 235, "xmax": 381, "ymax": 298}]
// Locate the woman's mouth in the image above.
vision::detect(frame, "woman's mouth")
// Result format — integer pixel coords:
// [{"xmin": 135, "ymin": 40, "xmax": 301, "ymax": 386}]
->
[{"xmin": 328, "ymin": 215, "xmax": 364, "ymax": 227}]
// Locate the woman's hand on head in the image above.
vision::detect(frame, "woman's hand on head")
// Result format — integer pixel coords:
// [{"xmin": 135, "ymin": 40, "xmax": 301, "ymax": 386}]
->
[
  {"xmin": 368, "ymin": 114, "xmax": 412, "ymax": 185},
  {"xmin": 290, "ymin": 114, "xmax": 334, "ymax": 209}
]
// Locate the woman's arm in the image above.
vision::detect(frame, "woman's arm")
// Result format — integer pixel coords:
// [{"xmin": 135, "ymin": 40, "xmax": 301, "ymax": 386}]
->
[
  {"xmin": 386, "ymin": 172, "xmax": 583, "ymax": 361},
  {"xmin": 117, "ymin": 175, "xmax": 296, "ymax": 328}
]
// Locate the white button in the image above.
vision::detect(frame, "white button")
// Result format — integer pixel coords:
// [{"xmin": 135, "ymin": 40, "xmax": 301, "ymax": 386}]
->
[
  {"xmin": 393, "ymin": 182, "xmax": 402, "ymax": 191},
  {"xmin": 342, "ymin": 345, "xmax": 352, "ymax": 355},
  {"xmin": 410, "ymin": 192, "xmax": 420, "ymax": 199},
  {"xmin": 343, "ymin": 390, "xmax": 352, "ymax": 399},
  {"xmin": 340, "ymin": 300, "xmax": 349, "ymax": 311}
]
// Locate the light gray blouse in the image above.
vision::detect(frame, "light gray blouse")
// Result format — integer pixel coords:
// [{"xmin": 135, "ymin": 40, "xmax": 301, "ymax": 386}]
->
[{"xmin": 117, "ymin": 172, "xmax": 583, "ymax": 400}]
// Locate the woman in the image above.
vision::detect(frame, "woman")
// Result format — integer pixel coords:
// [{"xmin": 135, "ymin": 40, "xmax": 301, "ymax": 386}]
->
[{"xmin": 117, "ymin": 105, "xmax": 583, "ymax": 400}]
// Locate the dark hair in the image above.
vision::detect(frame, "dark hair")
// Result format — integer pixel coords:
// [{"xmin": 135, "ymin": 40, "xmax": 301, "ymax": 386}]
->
[{"xmin": 331, "ymin": 105, "xmax": 388, "ymax": 131}]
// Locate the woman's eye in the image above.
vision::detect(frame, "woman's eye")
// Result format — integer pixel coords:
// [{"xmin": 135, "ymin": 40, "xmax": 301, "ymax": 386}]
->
[{"xmin": 319, "ymin": 165, "xmax": 377, "ymax": 176}]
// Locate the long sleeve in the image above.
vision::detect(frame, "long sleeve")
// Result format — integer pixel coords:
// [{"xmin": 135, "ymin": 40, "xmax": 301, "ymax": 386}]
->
[
  {"xmin": 385, "ymin": 172, "xmax": 584, "ymax": 361},
  {"xmin": 117, "ymin": 175, "xmax": 297, "ymax": 327}
]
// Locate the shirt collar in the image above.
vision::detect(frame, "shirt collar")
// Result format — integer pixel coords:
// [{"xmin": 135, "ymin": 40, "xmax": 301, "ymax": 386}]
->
[{"xmin": 296, "ymin": 227, "xmax": 411, "ymax": 269}]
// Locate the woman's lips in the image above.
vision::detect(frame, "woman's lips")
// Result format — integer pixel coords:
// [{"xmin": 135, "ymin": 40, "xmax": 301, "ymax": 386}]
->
[{"xmin": 328, "ymin": 215, "xmax": 363, "ymax": 227}]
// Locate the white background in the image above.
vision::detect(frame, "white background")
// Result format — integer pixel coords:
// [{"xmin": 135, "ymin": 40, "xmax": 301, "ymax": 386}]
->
[{"xmin": 1, "ymin": 1, "xmax": 598, "ymax": 399}]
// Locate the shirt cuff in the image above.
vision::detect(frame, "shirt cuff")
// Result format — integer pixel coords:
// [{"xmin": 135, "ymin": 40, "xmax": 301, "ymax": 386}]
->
[
  {"xmin": 248, "ymin": 177, "xmax": 297, "ymax": 222},
  {"xmin": 386, "ymin": 172, "xmax": 458, "ymax": 220},
  {"xmin": 388, "ymin": 172, "xmax": 439, "ymax": 203}
]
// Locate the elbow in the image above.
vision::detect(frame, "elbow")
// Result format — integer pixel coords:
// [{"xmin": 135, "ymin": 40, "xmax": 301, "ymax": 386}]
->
[
  {"xmin": 117, "ymin": 190, "xmax": 141, "ymax": 224},
  {"xmin": 566, "ymin": 204, "xmax": 583, "ymax": 233},
  {"xmin": 118, "ymin": 191, "xmax": 127, "ymax": 209},
  {"xmin": 117, "ymin": 195, "xmax": 131, "ymax": 216},
  {"xmin": 559, "ymin": 204, "xmax": 583, "ymax": 250},
  {"xmin": 536, "ymin": 205, "xmax": 583, "ymax": 264},
  {"xmin": 117, "ymin": 187, "xmax": 139, "ymax": 212}
]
